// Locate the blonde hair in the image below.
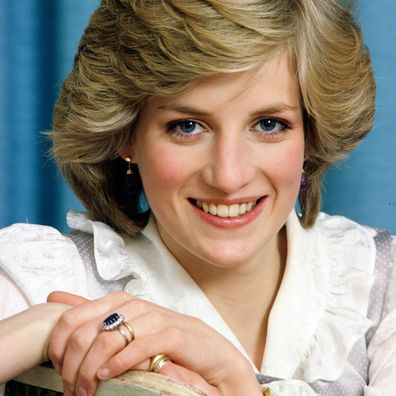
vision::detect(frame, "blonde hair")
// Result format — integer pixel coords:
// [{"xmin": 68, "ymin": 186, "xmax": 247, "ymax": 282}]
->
[{"xmin": 52, "ymin": 0, "xmax": 375, "ymax": 234}]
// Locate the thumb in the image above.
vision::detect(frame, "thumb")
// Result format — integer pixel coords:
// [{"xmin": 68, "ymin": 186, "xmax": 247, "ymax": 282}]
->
[{"xmin": 47, "ymin": 291, "xmax": 88, "ymax": 306}]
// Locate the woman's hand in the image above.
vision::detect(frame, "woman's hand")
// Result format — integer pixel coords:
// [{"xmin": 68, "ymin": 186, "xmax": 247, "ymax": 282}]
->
[
  {"xmin": 47, "ymin": 291, "xmax": 262, "ymax": 396},
  {"xmin": 0, "ymin": 302, "xmax": 72, "ymax": 383}
]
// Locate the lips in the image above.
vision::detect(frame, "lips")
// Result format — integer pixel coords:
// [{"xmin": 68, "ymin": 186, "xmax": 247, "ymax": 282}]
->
[{"xmin": 191, "ymin": 198, "xmax": 262, "ymax": 218}]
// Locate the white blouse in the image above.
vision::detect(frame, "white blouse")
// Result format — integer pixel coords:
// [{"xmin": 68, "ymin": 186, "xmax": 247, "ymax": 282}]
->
[{"xmin": 0, "ymin": 210, "xmax": 395, "ymax": 395}]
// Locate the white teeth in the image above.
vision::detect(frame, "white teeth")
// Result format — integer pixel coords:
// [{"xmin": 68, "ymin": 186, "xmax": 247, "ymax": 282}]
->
[
  {"xmin": 228, "ymin": 204, "xmax": 240, "ymax": 217},
  {"xmin": 217, "ymin": 204, "xmax": 228, "ymax": 217},
  {"xmin": 196, "ymin": 199, "xmax": 258, "ymax": 217},
  {"xmin": 209, "ymin": 203, "xmax": 217, "ymax": 216}
]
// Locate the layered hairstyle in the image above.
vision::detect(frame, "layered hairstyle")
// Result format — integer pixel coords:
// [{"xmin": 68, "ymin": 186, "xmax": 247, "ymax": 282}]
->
[{"xmin": 52, "ymin": 0, "xmax": 375, "ymax": 234}]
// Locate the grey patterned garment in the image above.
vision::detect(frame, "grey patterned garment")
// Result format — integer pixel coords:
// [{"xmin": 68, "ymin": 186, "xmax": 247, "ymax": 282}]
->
[
  {"xmin": 68, "ymin": 231, "xmax": 134, "ymax": 296},
  {"xmin": 308, "ymin": 230, "xmax": 394, "ymax": 395},
  {"xmin": 69, "ymin": 229, "xmax": 394, "ymax": 395},
  {"xmin": 256, "ymin": 230, "xmax": 394, "ymax": 395}
]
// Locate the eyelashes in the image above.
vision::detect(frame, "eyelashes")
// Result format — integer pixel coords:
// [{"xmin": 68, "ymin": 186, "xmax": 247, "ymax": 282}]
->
[
  {"xmin": 166, "ymin": 118, "xmax": 291, "ymax": 141},
  {"xmin": 253, "ymin": 118, "xmax": 290, "ymax": 134},
  {"xmin": 167, "ymin": 120, "xmax": 205, "ymax": 136}
]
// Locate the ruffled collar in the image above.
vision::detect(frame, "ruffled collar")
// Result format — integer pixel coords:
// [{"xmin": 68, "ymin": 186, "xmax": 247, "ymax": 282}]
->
[
  {"xmin": 67, "ymin": 209, "xmax": 376, "ymax": 382},
  {"xmin": 262, "ymin": 211, "xmax": 375, "ymax": 381},
  {"xmin": 67, "ymin": 211, "xmax": 253, "ymax": 365}
]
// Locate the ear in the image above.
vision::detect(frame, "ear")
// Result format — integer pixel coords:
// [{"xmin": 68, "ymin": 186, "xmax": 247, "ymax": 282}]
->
[{"xmin": 119, "ymin": 149, "xmax": 136, "ymax": 163}]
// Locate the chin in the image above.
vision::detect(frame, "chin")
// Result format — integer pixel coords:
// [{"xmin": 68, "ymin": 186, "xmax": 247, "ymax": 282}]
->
[{"xmin": 196, "ymin": 246, "xmax": 259, "ymax": 270}]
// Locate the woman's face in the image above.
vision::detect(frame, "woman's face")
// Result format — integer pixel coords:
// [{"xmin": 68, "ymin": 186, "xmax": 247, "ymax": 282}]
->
[{"xmin": 130, "ymin": 52, "xmax": 305, "ymax": 271}]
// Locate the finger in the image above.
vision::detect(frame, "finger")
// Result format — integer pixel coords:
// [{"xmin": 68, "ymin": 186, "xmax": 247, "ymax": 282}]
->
[
  {"xmin": 160, "ymin": 362, "xmax": 219, "ymax": 396},
  {"xmin": 48, "ymin": 291, "xmax": 132, "ymax": 368},
  {"xmin": 59, "ymin": 317, "xmax": 104, "ymax": 395},
  {"xmin": 74, "ymin": 310, "xmax": 148, "ymax": 395},
  {"xmin": 74, "ymin": 327, "xmax": 128, "ymax": 396},
  {"xmin": 61, "ymin": 300, "xmax": 145, "ymax": 395},
  {"xmin": 96, "ymin": 326, "xmax": 188, "ymax": 379},
  {"xmin": 97, "ymin": 321, "xmax": 233, "ymax": 387},
  {"xmin": 47, "ymin": 291, "xmax": 88, "ymax": 306},
  {"xmin": 95, "ymin": 309, "xmax": 204, "ymax": 379},
  {"xmin": 99, "ymin": 357, "xmax": 217, "ymax": 396}
]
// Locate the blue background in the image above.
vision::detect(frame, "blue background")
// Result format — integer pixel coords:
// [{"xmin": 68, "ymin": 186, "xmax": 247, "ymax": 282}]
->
[{"xmin": 0, "ymin": 1, "xmax": 395, "ymax": 233}]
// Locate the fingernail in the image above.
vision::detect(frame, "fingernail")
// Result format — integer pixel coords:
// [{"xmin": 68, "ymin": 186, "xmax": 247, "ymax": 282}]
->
[{"xmin": 98, "ymin": 368, "xmax": 110, "ymax": 380}]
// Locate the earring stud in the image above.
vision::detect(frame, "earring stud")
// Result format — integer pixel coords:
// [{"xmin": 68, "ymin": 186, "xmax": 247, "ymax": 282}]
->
[{"xmin": 125, "ymin": 156, "xmax": 132, "ymax": 175}]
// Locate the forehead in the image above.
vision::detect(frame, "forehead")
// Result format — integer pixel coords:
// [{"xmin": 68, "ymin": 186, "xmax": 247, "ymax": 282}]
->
[{"xmin": 147, "ymin": 51, "xmax": 301, "ymax": 111}]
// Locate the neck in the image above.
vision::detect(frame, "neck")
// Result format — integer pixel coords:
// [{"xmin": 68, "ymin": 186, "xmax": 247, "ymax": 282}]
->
[{"xmin": 173, "ymin": 227, "xmax": 287, "ymax": 368}]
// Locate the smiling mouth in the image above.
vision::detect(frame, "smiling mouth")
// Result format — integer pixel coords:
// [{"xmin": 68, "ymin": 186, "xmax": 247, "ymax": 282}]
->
[{"xmin": 190, "ymin": 198, "xmax": 263, "ymax": 218}]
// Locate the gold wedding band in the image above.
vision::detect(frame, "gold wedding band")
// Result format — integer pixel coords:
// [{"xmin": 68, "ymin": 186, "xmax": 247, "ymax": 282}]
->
[
  {"xmin": 117, "ymin": 321, "xmax": 135, "ymax": 346},
  {"xmin": 121, "ymin": 321, "xmax": 135, "ymax": 341},
  {"xmin": 149, "ymin": 353, "xmax": 171, "ymax": 373},
  {"xmin": 118, "ymin": 326, "xmax": 130, "ymax": 346}
]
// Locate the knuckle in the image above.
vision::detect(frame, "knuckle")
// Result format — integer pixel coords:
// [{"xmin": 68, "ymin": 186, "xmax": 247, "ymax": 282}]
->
[
  {"xmin": 95, "ymin": 332, "xmax": 116, "ymax": 350},
  {"xmin": 58, "ymin": 310, "xmax": 76, "ymax": 330},
  {"xmin": 69, "ymin": 328, "xmax": 91, "ymax": 351}
]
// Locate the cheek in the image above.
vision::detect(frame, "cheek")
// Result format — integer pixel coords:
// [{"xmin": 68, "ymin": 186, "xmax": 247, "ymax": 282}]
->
[
  {"xmin": 266, "ymin": 143, "xmax": 304, "ymax": 187},
  {"xmin": 137, "ymin": 145, "xmax": 191, "ymax": 193}
]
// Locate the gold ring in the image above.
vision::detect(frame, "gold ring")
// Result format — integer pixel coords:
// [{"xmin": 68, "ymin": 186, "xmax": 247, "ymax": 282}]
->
[
  {"xmin": 149, "ymin": 353, "xmax": 171, "ymax": 373},
  {"xmin": 262, "ymin": 387, "xmax": 272, "ymax": 396},
  {"xmin": 118, "ymin": 326, "xmax": 131, "ymax": 346},
  {"xmin": 117, "ymin": 321, "xmax": 135, "ymax": 346},
  {"xmin": 121, "ymin": 321, "xmax": 135, "ymax": 341}
]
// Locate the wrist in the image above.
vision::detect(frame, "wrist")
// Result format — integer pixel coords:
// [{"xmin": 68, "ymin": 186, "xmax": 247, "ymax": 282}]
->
[
  {"xmin": 0, "ymin": 302, "xmax": 70, "ymax": 382},
  {"xmin": 218, "ymin": 357, "xmax": 262, "ymax": 396}
]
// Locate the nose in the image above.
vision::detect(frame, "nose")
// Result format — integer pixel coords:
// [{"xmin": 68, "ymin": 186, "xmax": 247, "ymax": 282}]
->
[{"xmin": 202, "ymin": 132, "xmax": 255, "ymax": 194}]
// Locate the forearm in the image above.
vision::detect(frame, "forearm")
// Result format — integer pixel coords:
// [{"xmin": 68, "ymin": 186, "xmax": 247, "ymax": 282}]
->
[{"xmin": 0, "ymin": 303, "xmax": 69, "ymax": 383}]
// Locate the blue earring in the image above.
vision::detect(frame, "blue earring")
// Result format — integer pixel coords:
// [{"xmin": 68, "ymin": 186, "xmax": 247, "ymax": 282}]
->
[{"xmin": 300, "ymin": 170, "xmax": 308, "ymax": 193}]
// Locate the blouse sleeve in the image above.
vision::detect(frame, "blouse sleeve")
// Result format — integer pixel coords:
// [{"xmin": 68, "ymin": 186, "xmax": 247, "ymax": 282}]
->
[
  {"xmin": 365, "ymin": 236, "xmax": 396, "ymax": 395},
  {"xmin": 0, "ymin": 223, "xmax": 89, "ymax": 309},
  {"xmin": 0, "ymin": 268, "xmax": 29, "ymax": 320}
]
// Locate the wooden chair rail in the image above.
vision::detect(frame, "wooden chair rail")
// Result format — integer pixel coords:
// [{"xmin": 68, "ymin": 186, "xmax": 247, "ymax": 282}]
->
[{"xmin": 11, "ymin": 365, "xmax": 204, "ymax": 396}]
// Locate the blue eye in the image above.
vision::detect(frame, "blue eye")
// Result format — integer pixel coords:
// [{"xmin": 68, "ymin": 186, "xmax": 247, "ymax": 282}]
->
[
  {"xmin": 254, "ymin": 118, "xmax": 288, "ymax": 134},
  {"xmin": 167, "ymin": 120, "xmax": 205, "ymax": 137},
  {"xmin": 178, "ymin": 120, "xmax": 198, "ymax": 133}
]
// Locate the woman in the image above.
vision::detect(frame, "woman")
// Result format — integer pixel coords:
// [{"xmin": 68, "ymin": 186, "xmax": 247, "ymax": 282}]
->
[{"xmin": 0, "ymin": 0, "xmax": 395, "ymax": 395}]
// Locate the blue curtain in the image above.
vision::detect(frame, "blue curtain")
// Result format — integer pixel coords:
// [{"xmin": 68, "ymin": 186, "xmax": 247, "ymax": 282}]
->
[
  {"xmin": 0, "ymin": 1, "xmax": 98, "ymax": 230},
  {"xmin": 322, "ymin": 3, "xmax": 396, "ymax": 233},
  {"xmin": 1, "ymin": 1, "xmax": 395, "ymax": 233}
]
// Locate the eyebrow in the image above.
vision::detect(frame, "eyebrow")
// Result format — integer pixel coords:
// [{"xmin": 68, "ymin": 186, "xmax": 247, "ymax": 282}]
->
[
  {"xmin": 157, "ymin": 104, "xmax": 210, "ymax": 116},
  {"xmin": 156, "ymin": 103, "xmax": 301, "ymax": 116}
]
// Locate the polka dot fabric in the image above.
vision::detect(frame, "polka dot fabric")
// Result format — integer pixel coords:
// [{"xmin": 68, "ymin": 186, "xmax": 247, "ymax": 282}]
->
[
  {"xmin": 68, "ymin": 231, "xmax": 134, "ymax": 298},
  {"xmin": 310, "ymin": 230, "xmax": 393, "ymax": 395}
]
